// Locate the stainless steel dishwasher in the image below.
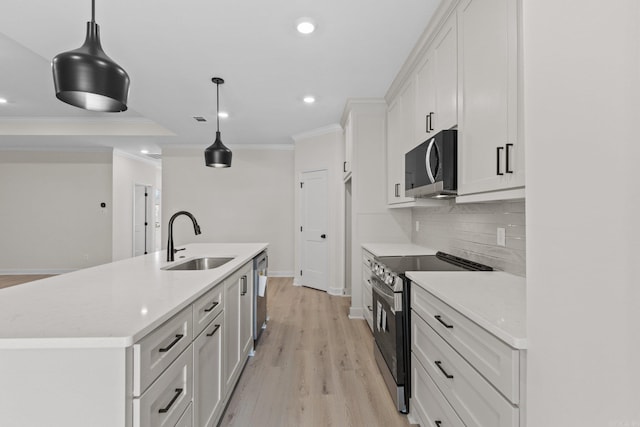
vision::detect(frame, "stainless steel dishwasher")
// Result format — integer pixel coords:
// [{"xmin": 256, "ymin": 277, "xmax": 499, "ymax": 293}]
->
[{"xmin": 253, "ymin": 251, "xmax": 268, "ymax": 342}]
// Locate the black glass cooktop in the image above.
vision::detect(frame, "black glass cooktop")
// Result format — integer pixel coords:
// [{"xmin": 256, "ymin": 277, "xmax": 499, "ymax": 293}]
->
[{"xmin": 376, "ymin": 251, "xmax": 493, "ymax": 274}]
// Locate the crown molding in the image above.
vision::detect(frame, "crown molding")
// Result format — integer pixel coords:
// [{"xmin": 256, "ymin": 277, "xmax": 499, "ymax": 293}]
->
[
  {"xmin": 291, "ymin": 124, "xmax": 343, "ymax": 142},
  {"xmin": 340, "ymin": 98, "xmax": 387, "ymax": 125}
]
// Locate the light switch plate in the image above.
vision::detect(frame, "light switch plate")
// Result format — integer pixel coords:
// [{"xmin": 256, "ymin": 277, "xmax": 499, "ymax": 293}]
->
[{"xmin": 497, "ymin": 227, "xmax": 506, "ymax": 247}]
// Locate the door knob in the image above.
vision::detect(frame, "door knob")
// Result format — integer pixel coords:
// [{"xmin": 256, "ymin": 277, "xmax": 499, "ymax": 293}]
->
[{"xmin": 320, "ymin": 234, "xmax": 326, "ymax": 239}]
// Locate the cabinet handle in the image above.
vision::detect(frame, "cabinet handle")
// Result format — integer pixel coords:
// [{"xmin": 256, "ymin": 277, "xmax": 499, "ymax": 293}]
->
[
  {"xmin": 496, "ymin": 146, "xmax": 504, "ymax": 175},
  {"xmin": 435, "ymin": 422, "xmax": 443, "ymax": 427},
  {"xmin": 428, "ymin": 112, "xmax": 434, "ymax": 131},
  {"xmin": 206, "ymin": 324, "xmax": 221, "ymax": 337},
  {"xmin": 506, "ymin": 143, "xmax": 514, "ymax": 173},
  {"xmin": 204, "ymin": 301, "xmax": 219, "ymax": 312},
  {"xmin": 158, "ymin": 388, "xmax": 183, "ymax": 414},
  {"xmin": 158, "ymin": 334, "xmax": 184, "ymax": 353},
  {"xmin": 434, "ymin": 361, "xmax": 454, "ymax": 379},
  {"xmin": 434, "ymin": 315, "xmax": 454, "ymax": 329},
  {"xmin": 241, "ymin": 276, "xmax": 247, "ymax": 296},
  {"xmin": 395, "ymin": 183, "xmax": 400, "ymax": 197},
  {"xmin": 343, "ymin": 161, "xmax": 347, "ymax": 173},
  {"xmin": 426, "ymin": 114, "xmax": 430, "ymax": 134}
]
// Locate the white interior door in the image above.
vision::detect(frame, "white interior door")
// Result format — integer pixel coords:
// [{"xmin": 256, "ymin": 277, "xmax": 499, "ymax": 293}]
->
[
  {"xmin": 300, "ymin": 170, "xmax": 328, "ymax": 292},
  {"xmin": 134, "ymin": 184, "xmax": 151, "ymax": 257}
]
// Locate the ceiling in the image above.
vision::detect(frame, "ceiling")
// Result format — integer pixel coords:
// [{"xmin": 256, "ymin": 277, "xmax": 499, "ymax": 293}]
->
[{"xmin": 0, "ymin": 0, "xmax": 440, "ymax": 157}]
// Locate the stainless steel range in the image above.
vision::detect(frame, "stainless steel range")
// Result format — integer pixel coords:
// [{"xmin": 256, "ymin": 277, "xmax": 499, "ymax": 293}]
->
[{"xmin": 369, "ymin": 251, "xmax": 492, "ymax": 413}]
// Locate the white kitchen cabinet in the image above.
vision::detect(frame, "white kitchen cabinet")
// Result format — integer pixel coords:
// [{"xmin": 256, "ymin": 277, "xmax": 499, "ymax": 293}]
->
[
  {"xmin": 239, "ymin": 265, "xmax": 253, "ymax": 359},
  {"xmin": 362, "ymin": 249, "xmax": 375, "ymax": 331},
  {"xmin": 193, "ymin": 312, "xmax": 224, "ymax": 427},
  {"xmin": 175, "ymin": 404, "xmax": 193, "ymax": 427},
  {"xmin": 387, "ymin": 80, "xmax": 419, "ymax": 206},
  {"xmin": 415, "ymin": 10, "xmax": 457, "ymax": 143},
  {"xmin": 457, "ymin": 0, "xmax": 523, "ymax": 196},
  {"xmin": 133, "ymin": 346, "xmax": 193, "ymax": 427}
]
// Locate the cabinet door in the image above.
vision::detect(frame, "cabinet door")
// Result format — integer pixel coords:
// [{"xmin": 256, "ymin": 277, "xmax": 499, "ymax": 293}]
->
[
  {"xmin": 223, "ymin": 272, "xmax": 241, "ymax": 392},
  {"xmin": 433, "ymin": 11, "xmax": 458, "ymax": 134},
  {"xmin": 387, "ymin": 82, "xmax": 417, "ymax": 205},
  {"xmin": 458, "ymin": 0, "xmax": 521, "ymax": 195},
  {"xmin": 193, "ymin": 313, "xmax": 224, "ymax": 427},
  {"xmin": 415, "ymin": 54, "xmax": 436, "ymax": 145},
  {"xmin": 240, "ymin": 267, "xmax": 253, "ymax": 358}
]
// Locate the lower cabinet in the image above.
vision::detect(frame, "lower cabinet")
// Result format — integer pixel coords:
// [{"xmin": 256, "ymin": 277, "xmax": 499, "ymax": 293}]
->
[
  {"xmin": 193, "ymin": 312, "xmax": 224, "ymax": 427},
  {"xmin": 175, "ymin": 404, "xmax": 193, "ymax": 427}
]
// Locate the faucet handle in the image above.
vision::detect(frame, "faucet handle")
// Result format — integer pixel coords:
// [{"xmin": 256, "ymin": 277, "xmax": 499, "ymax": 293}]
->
[{"xmin": 173, "ymin": 248, "xmax": 186, "ymax": 254}]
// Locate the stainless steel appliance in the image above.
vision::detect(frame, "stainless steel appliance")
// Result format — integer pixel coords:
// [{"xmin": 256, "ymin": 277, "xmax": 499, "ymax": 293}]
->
[
  {"xmin": 369, "ymin": 251, "xmax": 492, "ymax": 413},
  {"xmin": 253, "ymin": 251, "xmax": 268, "ymax": 342},
  {"xmin": 405, "ymin": 129, "xmax": 457, "ymax": 198}
]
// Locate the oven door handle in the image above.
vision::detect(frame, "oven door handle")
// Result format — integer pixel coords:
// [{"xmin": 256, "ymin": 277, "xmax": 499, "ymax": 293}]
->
[{"xmin": 371, "ymin": 277, "xmax": 395, "ymax": 306}]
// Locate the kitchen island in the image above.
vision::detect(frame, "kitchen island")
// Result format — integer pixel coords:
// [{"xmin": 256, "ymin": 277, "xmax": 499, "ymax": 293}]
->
[{"xmin": 0, "ymin": 243, "xmax": 267, "ymax": 427}]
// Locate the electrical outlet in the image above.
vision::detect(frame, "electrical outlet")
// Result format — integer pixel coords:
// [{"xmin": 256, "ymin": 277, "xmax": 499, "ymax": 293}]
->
[
  {"xmin": 497, "ymin": 227, "xmax": 506, "ymax": 247},
  {"xmin": 415, "ymin": 221, "xmax": 420, "ymax": 232}
]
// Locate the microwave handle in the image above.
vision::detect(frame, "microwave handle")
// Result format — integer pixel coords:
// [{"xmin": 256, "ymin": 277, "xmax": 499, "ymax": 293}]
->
[{"xmin": 425, "ymin": 138, "xmax": 437, "ymax": 183}]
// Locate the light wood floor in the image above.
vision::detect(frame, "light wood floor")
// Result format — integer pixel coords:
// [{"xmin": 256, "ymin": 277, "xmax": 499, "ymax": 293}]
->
[
  {"xmin": 0, "ymin": 275, "xmax": 55, "ymax": 290},
  {"xmin": 220, "ymin": 278, "xmax": 414, "ymax": 427}
]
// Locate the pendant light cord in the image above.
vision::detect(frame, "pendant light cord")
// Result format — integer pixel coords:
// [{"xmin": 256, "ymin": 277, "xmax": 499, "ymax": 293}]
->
[
  {"xmin": 216, "ymin": 82, "xmax": 220, "ymax": 132},
  {"xmin": 91, "ymin": 0, "xmax": 95, "ymax": 23}
]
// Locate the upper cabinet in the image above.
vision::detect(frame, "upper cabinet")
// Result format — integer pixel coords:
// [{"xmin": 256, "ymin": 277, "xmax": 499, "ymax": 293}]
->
[
  {"xmin": 385, "ymin": 0, "xmax": 524, "ymax": 204},
  {"xmin": 415, "ymin": 12, "xmax": 458, "ymax": 144},
  {"xmin": 457, "ymin": 0, "xmax": 523, "ymax": 197},
  {"xmin": 387, "ymin": 80, "xmax": 417, "ymax": 205}
]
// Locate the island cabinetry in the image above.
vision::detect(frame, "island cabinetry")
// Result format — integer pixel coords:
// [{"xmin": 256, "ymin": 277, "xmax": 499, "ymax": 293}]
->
[
  {"xmin": 175, "ymin": 404, "xmax": 193, "ymax": 427},
  {"xmin": 193, "ymin": 283, "xmax": 223, "ymax": 338},
  {"xmin": 133, "ymin": 346, "xmax": 193, "ymax": 427},
  {"xmin": 193, "ymin": 311, "xmax": 224, "ymax": 427},
  {"xmin": 133, "ymin": 306, "xmax": 192, "ymax": 397},
  {"xmin": 223, "ymin": 262, "xmax": 254, "ymax": 395},
  {"xmin": 457, "ymin": 0, "xmax": 523, "ymax": 196}
]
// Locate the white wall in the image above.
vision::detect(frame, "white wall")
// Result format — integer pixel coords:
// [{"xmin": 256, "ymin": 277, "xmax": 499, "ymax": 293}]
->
[
  {"xmin": 111, "ymin": 151, "xmax": 161, "ymax": 261},
  {"xmin": 161, "ymin": 146, "xmax": 294, "ymax": 276},
  {"xmin": 524, "ymin": 1, "xmax": 640, "ymax": 426},
  {"xmin": 293, "ymin": 125, "xmax": 345, "ymax": 294},
  {"xmin": 0, "ymin": 150, "xmax": 113, "ymax": 273}
]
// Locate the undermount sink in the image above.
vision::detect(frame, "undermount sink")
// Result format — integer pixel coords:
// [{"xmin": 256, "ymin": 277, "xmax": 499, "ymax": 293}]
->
[{"xmin": 163, "ymin": 257, "xmax": 234, "ymax": 271}]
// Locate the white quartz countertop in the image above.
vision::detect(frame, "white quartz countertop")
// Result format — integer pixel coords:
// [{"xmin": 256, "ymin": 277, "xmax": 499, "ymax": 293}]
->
[
  {"xmin": 0, "ymin": 243, "xmax": 267, "ymax": 349},
  {"xmin": 406, "ymin": 271, "xmax": 527, "ymax": 349},
  {"xmin": 362, "ymin": 243, "xmax": 438, "ymax": 257}
]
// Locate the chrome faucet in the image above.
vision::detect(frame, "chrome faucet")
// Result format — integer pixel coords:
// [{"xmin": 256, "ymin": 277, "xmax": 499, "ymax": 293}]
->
[{"xmin": 167, "ymin": 211, "xmax": 202, "ymax": 262}]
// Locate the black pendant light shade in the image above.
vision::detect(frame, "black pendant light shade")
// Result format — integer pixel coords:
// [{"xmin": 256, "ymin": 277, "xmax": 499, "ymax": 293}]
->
[
  {"xmin": 52, "ymin": 1, "xmax": 129, "ymax": 112},
  {"xmin": 205, "ymin": 77, "xmax": 232, "ymax": 168}
]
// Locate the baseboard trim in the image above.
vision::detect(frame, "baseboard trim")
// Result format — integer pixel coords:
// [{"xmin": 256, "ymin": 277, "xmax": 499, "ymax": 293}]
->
[
  {"xmin": 0, "ymin": 269, "xmax": 75, "ymax": 275},
  {"xmin": 328, "ymin": 287, "xmax": 347, "ymax": 296},
  {"xmin": 268, "ymin": 271, "xmax": 294, "ymax": 277},
  {"xmin": 348, "ymin": 307, "xmax": 364, "ymax": 319}
]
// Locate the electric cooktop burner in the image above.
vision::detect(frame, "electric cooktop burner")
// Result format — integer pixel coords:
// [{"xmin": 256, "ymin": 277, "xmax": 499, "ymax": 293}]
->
[{"xmin": 376, "ymin": 251, "xmax": 493, "ymax": 275}]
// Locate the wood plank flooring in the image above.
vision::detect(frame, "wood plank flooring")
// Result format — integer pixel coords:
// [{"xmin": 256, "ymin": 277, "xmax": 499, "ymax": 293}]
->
[
  {"xmin": 220, "ymin": 278, "xmax": 414, "ymax": 427},
  {"xmin": 0, "ymin": 275, "xmax": 54, "ymax": 290}
]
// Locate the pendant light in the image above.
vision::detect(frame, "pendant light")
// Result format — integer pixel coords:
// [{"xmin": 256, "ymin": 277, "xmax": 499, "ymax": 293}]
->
[
  {"xmin": 52, "ymin": 0, "xmax": 130, "ymax": 112},
  {"xmin": 204, "ymin": 77, "xmax": 232, "ymax": 168}
]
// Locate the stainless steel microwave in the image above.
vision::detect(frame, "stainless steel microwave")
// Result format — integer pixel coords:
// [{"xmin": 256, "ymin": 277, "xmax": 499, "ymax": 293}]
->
[{"xmin": 405, "ymin": 129, "xmax": 457, "ymax": 198}]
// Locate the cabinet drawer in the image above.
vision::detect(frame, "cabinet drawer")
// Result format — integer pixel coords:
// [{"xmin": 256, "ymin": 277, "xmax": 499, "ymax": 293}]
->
[
  {"xmin": 193, "ymin": 284, "xmax": 224, "ymax": 338},
  {"xmin": 411, "ymin": 353, "xmax": 465, "ymax": 427},
  {"xmin": 134, "ymin": 307, "xmax": 192, "ymax": 396},
  {"xmin": 174, "ymin": 403, "xmax": 192, "ymax": 427},
  {"xmin": 412, "ymin": 283, "xmax": 519, "ymax": 403},
  {"xmin": 362, "ymin": 250, "xmax": 374, "ymax": 270},
  {"xmin": 412, "ymin": 314, "xmax": 518, "ymax": 427},
  {"xmin": 362, "ymin": 282, "xmax": 373, "ymax": 332},
  {"xmin": 133, "ymin": 346, "xmax": 193, "ymax": 427}
]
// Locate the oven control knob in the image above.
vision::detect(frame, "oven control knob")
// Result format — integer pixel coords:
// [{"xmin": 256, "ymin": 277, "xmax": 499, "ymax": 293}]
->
[{"xmin": 385, "ymin": 274, "xmax": 394, "ymax": 286}]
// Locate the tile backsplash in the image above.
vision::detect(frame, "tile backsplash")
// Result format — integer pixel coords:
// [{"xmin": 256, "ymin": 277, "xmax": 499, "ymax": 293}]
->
[{"xmin": 412, "ymin": 201, "xmax": 526, "ymax": 276}]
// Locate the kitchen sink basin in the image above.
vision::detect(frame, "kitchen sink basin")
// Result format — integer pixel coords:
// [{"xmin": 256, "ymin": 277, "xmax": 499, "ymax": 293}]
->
[{"xmin": 163, "ymin": 257, "xmax": 234, "ymax": 271}]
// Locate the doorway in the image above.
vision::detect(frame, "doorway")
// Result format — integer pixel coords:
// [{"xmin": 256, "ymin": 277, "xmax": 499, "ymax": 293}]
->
[
  {"xmin": 299, "ymin": 170, "xmax": 328, "ymax": 292},
  {"xmin": 133, "ymin": 184, "xmax": 152, "ymax": 257}
]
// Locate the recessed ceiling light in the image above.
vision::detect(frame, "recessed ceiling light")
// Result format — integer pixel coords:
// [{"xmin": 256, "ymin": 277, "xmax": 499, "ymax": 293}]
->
[
  {"xmin": 296, "ymin": 18, "xmax": 316, "ymax": 35},
  {"xmin": 218, "ymin": 111, "xmax": 229, "ymax": 118},
  {"xmin": 140, "ymin": 149, "xmax": 149, "ymax": 154},
  {"xmin": 0, "ymin": 98, "xmax": 7, "ymax": 104},
  {"xmin": 303, "ymin": 96, "xmax": 316, "ymax": 104}
]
